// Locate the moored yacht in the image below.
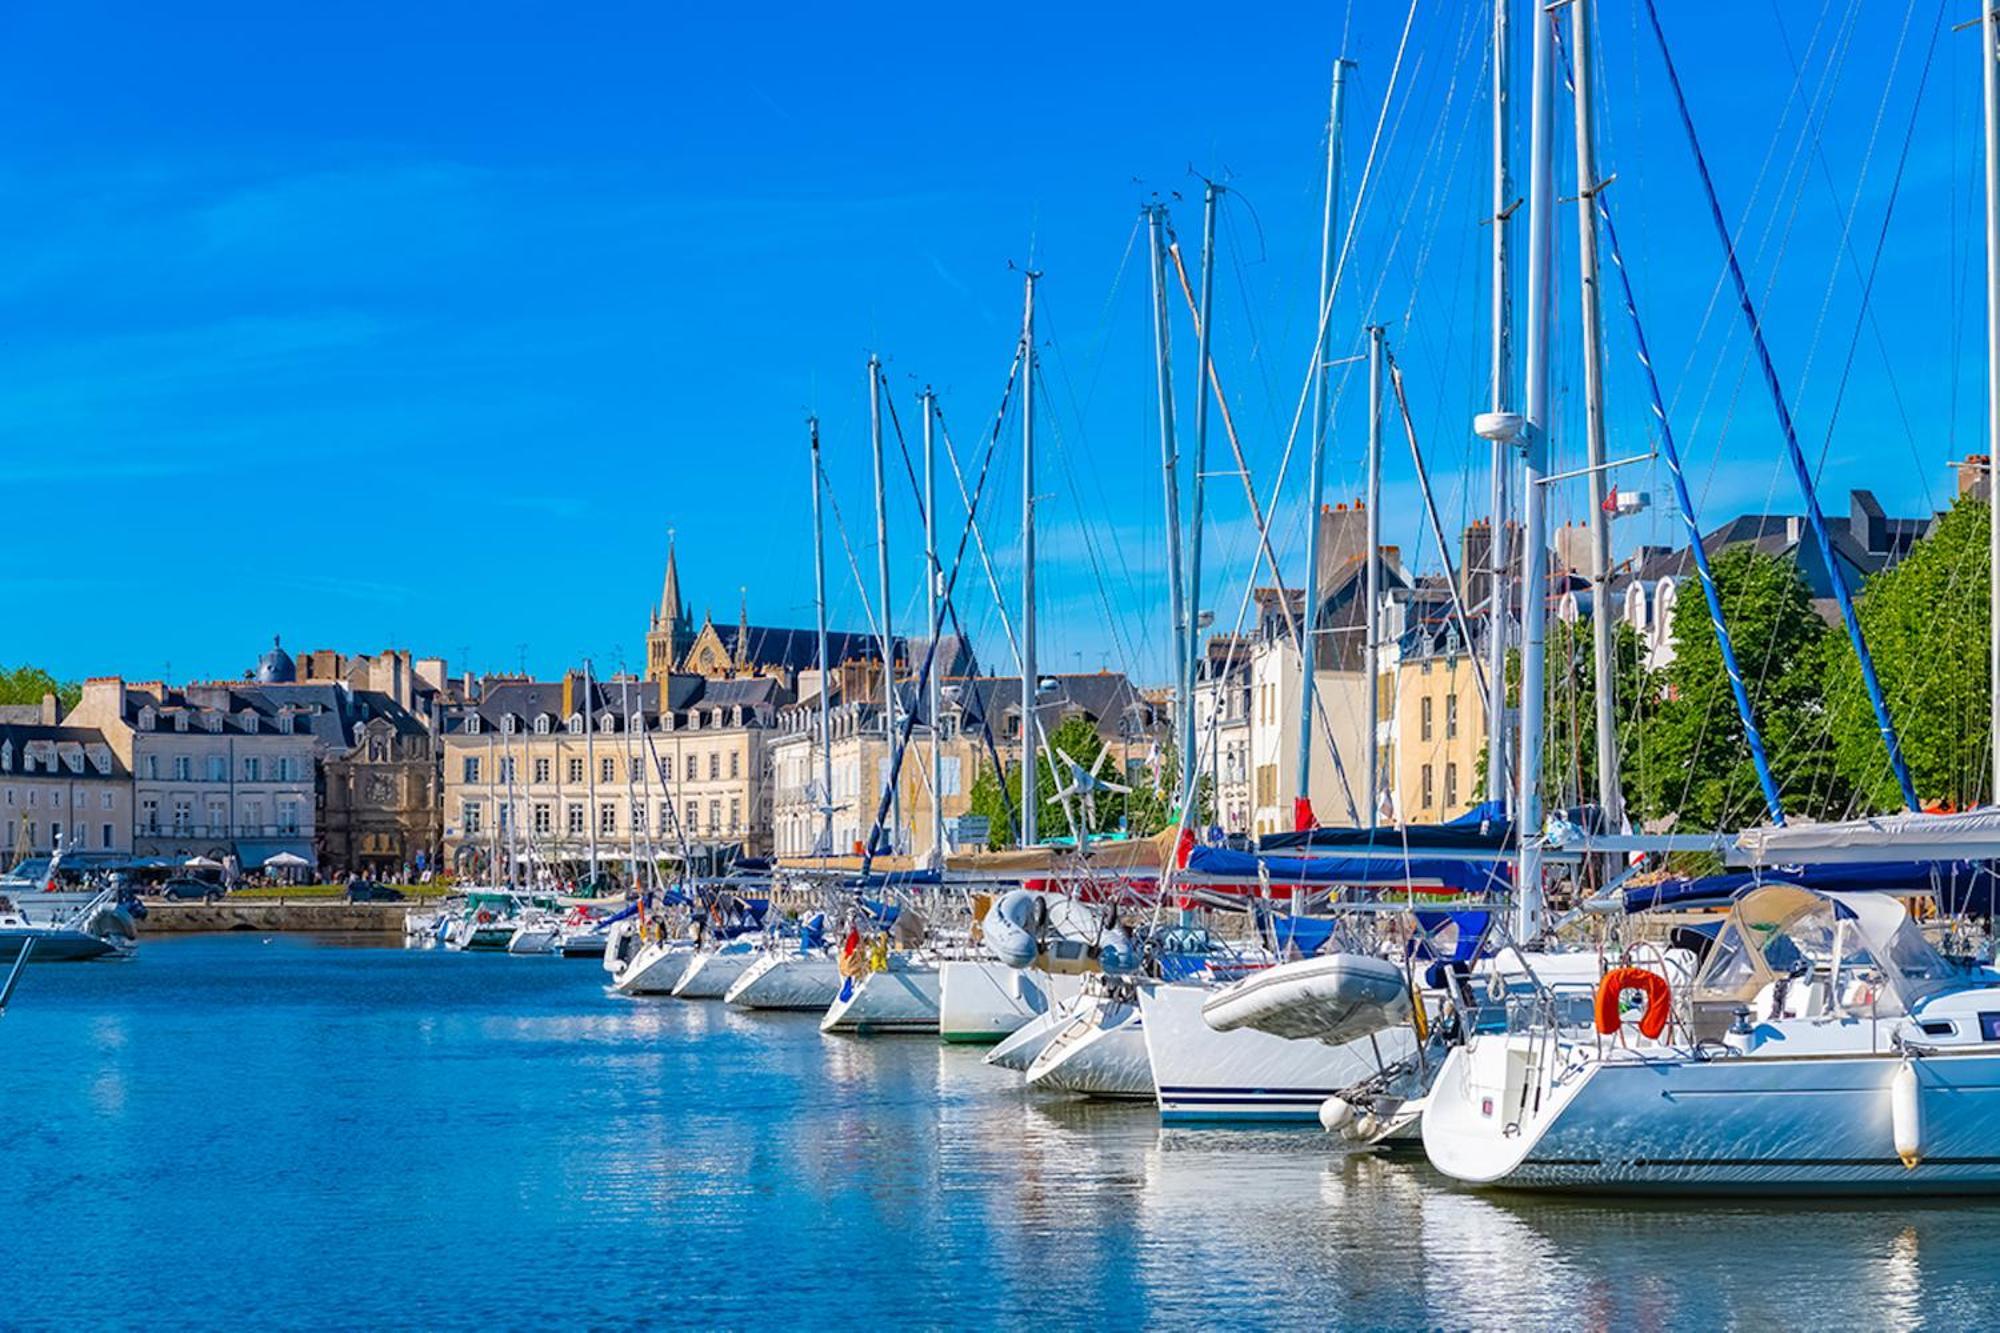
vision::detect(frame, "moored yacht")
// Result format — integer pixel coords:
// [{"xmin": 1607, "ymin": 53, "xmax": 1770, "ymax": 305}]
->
[{"xmin": 1422, "ymin": 882, "xmax": 2000, "ymax": 1194}]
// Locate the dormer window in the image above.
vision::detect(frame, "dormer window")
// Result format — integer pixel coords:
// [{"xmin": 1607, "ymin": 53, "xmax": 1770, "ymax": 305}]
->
[
  {"xmin": 240, "ymin": 709, "xmax": 258, "ymax": 732},
  {"xmin": 353, "ymin": 722, "xmax": 368, "ymax": 747},
  {"xmin": 173, "ymin": 712, "xmax": 188, "ymax": 733},
  {"xmin": 465, "ymin": 714, "xmax": 482, "ymax": 735},
  {"xmin": 88, "ymin": 746, "xmax": 111, "ymax": 776},
  {"xmin": 0, "ymin": 741, "xmax": 10, "ymax": 771},
  {"xmin": 598, "ymin": 711, "xmax": 616, "ymax": 733},
  {"xmin": 137, "ymin": 707, "xmax": 156, "ymax": 730},
  {"xmin": 276, "ymin": 713, "xmax": 294, "ymax": 735},
  {"xmin": 627, "ymin": 712, "xmax": 642, "ymax": 734},
  {"xmin": 567, "ymin": 714, "xmax": 583, "ymax": 735},
  {"xmin": 501, "ymin": 714, "xmax": 517, "ymax": 735},
  {"xmin": 203, "ymin": 711, "xmax": 222, "ymax": 733},
  {"xmin": 533, "ymin": 714, "xmax": 551, "ymax": 735}
]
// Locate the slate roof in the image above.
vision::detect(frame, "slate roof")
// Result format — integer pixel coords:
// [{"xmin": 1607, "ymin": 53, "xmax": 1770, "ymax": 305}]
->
[
  {"xmin": 439, "ymin": 672, "xmax": 785, "ymax": 736},
  {"xmin": 709, "ymin": 623, "xmax": 906, "ymax": 673},
  {"xmin": 0, "ymin": 723, "xmax": 125, "ymax": 779}
]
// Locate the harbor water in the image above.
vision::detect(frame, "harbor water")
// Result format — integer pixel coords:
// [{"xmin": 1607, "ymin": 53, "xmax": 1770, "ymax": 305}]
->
[{"xmin": 5, "ymin": 934, "xmax": 1998, "ymax": 1329}]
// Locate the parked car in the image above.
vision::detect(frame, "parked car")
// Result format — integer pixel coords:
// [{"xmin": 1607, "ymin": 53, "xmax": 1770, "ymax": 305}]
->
[
  {"xmin": 345, "ymin": 880, "xmax": 405, "ymax": 903},
  {"xmin": 159, "ymin": 877, "xmax": 222, "ymax": 902}
]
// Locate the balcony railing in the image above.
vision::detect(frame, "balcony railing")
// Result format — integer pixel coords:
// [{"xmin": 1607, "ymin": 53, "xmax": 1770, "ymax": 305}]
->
[{"xmin": 137, "ymin": 823, "xmax": 311, "ymax": 840}]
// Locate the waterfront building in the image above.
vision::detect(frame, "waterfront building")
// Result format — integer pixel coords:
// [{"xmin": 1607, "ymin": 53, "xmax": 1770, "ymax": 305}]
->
[
  {"xmin": 264, "ymin": 647, "xmax": 450, "ymax": 877},
  {"xmin": 66, "ymin": 670, "xmax": 320, "ymax": 871},
  {"xmin": 0, "ymin": 692, "xmax": 131, "ymax": 863},
  {"xmin": 439, "ymin": 669, "xmax": 785, "ymax": 880},
  {"xmin": 1385, "ymin": 611, "xmax": 1489, "ymax": 824}
]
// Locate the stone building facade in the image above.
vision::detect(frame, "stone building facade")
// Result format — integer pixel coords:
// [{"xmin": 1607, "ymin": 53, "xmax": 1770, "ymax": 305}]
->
[
  {"xmin": 0, "ymin": 695, "xmax": 131, "ymax": 864},
  {"xmin": 439, "ymin": 670, "xmax": 784, "ymax": 883},
  {"xmin": 66, "ymin": 676, "xmax": 319, "ymax": 869}
]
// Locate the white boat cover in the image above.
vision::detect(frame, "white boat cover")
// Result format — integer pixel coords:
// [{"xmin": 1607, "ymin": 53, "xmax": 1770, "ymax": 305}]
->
[{"xmin": 1732, "ymin": 807, "xmax": 2000, "ymax": 866}]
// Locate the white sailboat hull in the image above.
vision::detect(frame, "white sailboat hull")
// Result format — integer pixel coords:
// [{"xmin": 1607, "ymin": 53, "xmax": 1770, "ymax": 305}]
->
[
  {"xmin": 984, "ymin": 1003, "xmax": 1071, "ymax": 1072},
  {"xmin": 671, "ymin": 941, "xmax": 759, "ymax": 999},
  {"xmin": 1140, "ymin": 981, "xmax": 1415, "ymax": 1123},
  {"xmin": 1423, "ymin": 1037, "xmax": 2000, "ymax": 1195},
  {"xmin": 938, "ymin": 959, "xmax": 1085, "ymax": 1044},
  {"xmin": 611, "ymin": 940, "xmax": 695, "ymax": 996},
  {"xmin": 507, "ymin": 925, "xmax": 561, "ymax": 955},
  {"xmin": 820, "ymin": 960, "xmax": 942, "ymax": 1034},
  {"xmin": 1024, "ymin": 991, "xmax": 1153, "ymax": 1099},
  {"xmin": 724, "ymin": 951, "xmax": 843, "ymax": 1011}
]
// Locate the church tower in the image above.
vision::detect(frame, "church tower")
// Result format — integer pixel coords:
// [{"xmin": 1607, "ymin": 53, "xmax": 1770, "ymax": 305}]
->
[{"xmin": 646, "ymin": 535, "xmax": 694, "ymax": 683}]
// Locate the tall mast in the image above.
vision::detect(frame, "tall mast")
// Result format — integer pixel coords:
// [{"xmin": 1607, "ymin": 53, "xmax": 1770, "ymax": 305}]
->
[
  {"xmin": 1183, "ymin": 183, "xmax": 1220, "ymax": 817},
  {"xmin": 1570, "ymin": 0, "xmax": 1621, "ymax": 837},
  {"xmin": 621, "ymin": 675, "xmax": 640, "ymax": 885},
  {"xmin": 923, "ymin": 387, "xmax": 945, "ymax": 866},
  {"xmin": 1516, "ymin": 0, "xmax": 1556, "ymax": 940},
  {"xmin": 504, "ymin": 721, "xmax": 519, "ymax": 887},
  {"xmin": 584, "ymin": 657, "xmax": 598, "ymax": 883},
  {"xmin": 1297, "ymin": 59, "xmax": 1353, "ymax": 826},
  {"xmin": 869, "ymin": 355, "xmax": 898, "ymax": 853},
  {"xmin": 1485, "ymin": 0, "xmax": 1514, "ymax": 808},
  {"xmin": 1986, "ymin": 0, "xmax": 2000, "ymax": 805},
  {"xmin": 809, "ymin": 417, "xmax": 834, "ymax": 860},
  {"xmin": 487, "ymin": 729, "xmax": 500, "ymax": 884},
  {"xmin": 1145, "ymin": 204, "xmax": 1189, "ymax": 818},
  {"xmin": 1019, "ymin": 271, "xmax": 1041, "ymax": 848},
  {"xmin": 1364, "ymin": 324, "xmax": 1385, "ymax": 826}
]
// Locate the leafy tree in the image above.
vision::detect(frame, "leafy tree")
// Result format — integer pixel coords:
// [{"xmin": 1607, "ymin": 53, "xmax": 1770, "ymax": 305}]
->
[
  {"xmin": 0, "ymin": 664, "xmax": 80, "ymax": 713},
  {"xmin": 1628, "ymin": 546, "xmax": 1842, "ymax": 829},
  {"xmin": 1489, "ymin": 618, "xmax": 1654, "ymax": 816},
  {"xmin": 1823, "ymin": 496, "xmax": 1991, "ymax": 811},
  {"xmin": 964, "ymin": 716, "xmax": 1209, "ymax": 848}
]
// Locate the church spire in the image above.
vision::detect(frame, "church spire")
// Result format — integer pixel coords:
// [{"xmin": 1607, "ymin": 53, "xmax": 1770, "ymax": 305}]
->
[
  {"xmin": 645, "ymin": 529, "xmax": 695, "ymax": 684},
  {"xmin": 658, "ymin": 532, "xmax": 688, "ymax": 631}
]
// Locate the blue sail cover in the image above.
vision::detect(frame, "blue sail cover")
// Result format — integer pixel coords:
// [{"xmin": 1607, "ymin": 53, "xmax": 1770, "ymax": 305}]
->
[
  {"xmin": 1256, "ymin": 801, "xmax": 1513, "ymax": 854},
  {"xmin": 859, "ymin": 897, "xmax": 903, "ymax": 927},
  {"xmin": 1184, "ymin": 844, "xmax": 1510, "ymax": 894},
  {"xmin": 1265, "ymin": 913, "xmax": 1339, "ymax": 958},
  {"xmin": 1623, "ymin": 861, "xmax": 2000, "ymax": 914},
  {"xmin": 1410, "ymin": 910, "xmax": 1495, "ymax": 963}
]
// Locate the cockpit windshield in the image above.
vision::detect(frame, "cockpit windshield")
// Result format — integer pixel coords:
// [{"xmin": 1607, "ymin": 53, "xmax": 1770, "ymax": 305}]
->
[{"xmin": 1691, "ymin": 887, "xmax": 1965, "ymax": 1016}]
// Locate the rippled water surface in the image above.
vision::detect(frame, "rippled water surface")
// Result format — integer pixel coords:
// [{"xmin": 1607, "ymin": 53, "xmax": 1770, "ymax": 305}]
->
[{"xmin": 6, "ymin": 933, "xmax": 2000, "ymax": 1329}]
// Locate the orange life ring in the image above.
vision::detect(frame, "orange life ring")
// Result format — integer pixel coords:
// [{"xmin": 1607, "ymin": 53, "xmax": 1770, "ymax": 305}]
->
[{"xmin": 1594, "ymin": 966, "xmax": 1672, "ymax": 1040}]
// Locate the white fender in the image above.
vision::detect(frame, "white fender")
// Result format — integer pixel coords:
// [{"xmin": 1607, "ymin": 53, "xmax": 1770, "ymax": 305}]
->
[{"xmin": 1892, "ymin": 1059, "xmax": 1923, "ymax": 1169}]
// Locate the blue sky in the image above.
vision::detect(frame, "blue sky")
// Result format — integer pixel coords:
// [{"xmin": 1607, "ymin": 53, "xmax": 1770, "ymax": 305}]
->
[{"xmin": 1, "ymin": 1, "xmax": 1981, "ymax": 687}]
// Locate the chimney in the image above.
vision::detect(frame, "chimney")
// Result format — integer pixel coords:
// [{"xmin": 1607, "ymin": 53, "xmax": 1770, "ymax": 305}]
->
[
  {"xmin": 40, "ymin": 692, "xmax": 59, "ymax": 725},
  {"xmin": 1554, "ymin": 522, "xmax": 1596, "ymax": 578},
  {"xmin": 1957, "ymin": 455, "xmax": 1991, "ymax": 502},
  {"xmin": 1849, "ymin": 489, "xmax": 1887, "ymax": 558}
]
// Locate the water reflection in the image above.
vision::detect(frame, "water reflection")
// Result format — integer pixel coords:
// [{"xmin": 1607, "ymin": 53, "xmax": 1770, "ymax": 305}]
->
[{"xmin": 7, "ymin": 934, "xmax": 1997, "ymax": 1328}]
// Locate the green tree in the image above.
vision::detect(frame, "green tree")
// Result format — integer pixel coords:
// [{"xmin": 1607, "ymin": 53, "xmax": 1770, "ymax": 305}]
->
[
  {"xmin": 1628, "ymin": 546, "xmax": 1842, "ymax": 828},
  {"xmin": 1823, "ymin": 495, "xmax": 1991, "ymax": 811},
  {"xmin": 964, "ymin": 717, "xmax": 1209, "ymax": 848},
  {"xmin": 0, "ymin": 664, "xmax": 80, "ymax": 713},
  {"xmin": 1491, "ymin": 618, "xmax": 1654, "ymax": 815}
]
